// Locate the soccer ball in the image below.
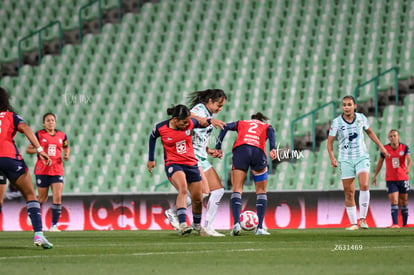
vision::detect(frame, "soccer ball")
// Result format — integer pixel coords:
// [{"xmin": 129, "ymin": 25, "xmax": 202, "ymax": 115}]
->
[{"xmin": 240, "ymin": 210, "xmax": 259, "ymax": 231}]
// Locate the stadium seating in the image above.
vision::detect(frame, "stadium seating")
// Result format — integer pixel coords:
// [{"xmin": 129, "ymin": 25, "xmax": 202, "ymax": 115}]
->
[{"xmin": 0, "ymin": 0, "xmax": 413, "ymax": 193}]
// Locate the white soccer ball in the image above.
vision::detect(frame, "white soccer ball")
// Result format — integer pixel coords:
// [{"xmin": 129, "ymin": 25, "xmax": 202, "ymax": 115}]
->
[{"xmin": 240, "ymin": 210, "xmax": 259, "ymax": 231}]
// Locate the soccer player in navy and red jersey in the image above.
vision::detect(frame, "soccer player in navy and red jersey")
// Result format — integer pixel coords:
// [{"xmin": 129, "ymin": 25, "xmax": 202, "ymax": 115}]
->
[
  {"xmin": 373, "ymin": 129, "xmax": 411, "ymax": 228},
  {"xmin": 27, "ymin": 112, "xmax": 70, "ymax": 232},
  {"xmin": 0, "ymin": 86, "xmax": 53, "ymax": 248},
  {"xmin": 215, "ymin": 112, "xmax": 277, "ymax": 236},
  {"xmin": 147, "ymin": 104, "xmax": 211, "ymax": 236}
]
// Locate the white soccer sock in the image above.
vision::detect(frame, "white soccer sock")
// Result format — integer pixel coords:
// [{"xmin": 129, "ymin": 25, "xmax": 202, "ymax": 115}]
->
[
  {"xmin": 359, "ymin": 190, "xmax": 370, "ymax": 219},
  {"xmin": 346, "ymin": 206, "xmax": 357, "ymax": 225},
  {"xmin": 204, "ymin": 188, "xmax": 224, "ymax": 228}
]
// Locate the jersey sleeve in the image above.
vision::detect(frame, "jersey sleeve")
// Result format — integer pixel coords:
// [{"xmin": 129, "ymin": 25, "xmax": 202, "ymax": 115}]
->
[
  {"xmin": 63, "ymin": 133, "xmax": 69, "ymax": 147},
  {"xmin": 267, "ymin": 125, "xmax": 276, "ymax": 150},
  {"xmin": 12, "ymin": 113, "xmax": 24, "ymax": 130},
  {"xmin": 405, "ymin": 145, "xmax": 411, "ymax": 155},
  {"xmin": 148, "ymin": 124, "xmax": 161, "ymax": 161},
  {"xmin": 361, "ymin": 113, "xmax": 370, "ymax": 130},
  {"xmin": 215, "ymin": 121, "xmax": 237, "ymax": 149},
  {"xmin": 191, "ymin": 118, "xmax": 201, "ymax": 128},
  {"xmin": 328, "ymin": 118, "xmax": 338, "ymax": 137}
]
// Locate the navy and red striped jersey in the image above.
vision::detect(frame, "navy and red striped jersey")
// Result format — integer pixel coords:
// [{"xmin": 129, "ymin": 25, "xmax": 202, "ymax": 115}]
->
[
  {"xmin": 148, "ymin": 118, "xmax": 201, "ymax": 166},
  {"xmin": 381, "ymin": 143, "xmax": 410, "ymax": 181},
  {"xmin": 0, "ymin": 111, "xmax": 24, "ymax": 160},
  {"xmin": 215, "ymin": 119, "xmax": 276, "ymax": 155},
  {"xmin": 34, "ymin": 129, "xmax": 69, "ymax": 176}
]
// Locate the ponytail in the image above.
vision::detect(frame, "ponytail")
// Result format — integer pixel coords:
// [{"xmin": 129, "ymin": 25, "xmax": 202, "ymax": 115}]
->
[{"xmin": 166, "ymin": 104, "xmax": 191, "ymax": 120}]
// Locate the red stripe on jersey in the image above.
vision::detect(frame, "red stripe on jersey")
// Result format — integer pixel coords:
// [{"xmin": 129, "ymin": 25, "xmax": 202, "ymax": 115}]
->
[
  {"xmin": 233, "ymin": 120, "xmax": 269, "ymax": 154},
  {"xmin": 384, "ymin": 143, "xmax": 409, "ymax": 181},
  {"xmin": 35, "ymin": 129, "xmax": 68, "ymax": 175},
  {"xmin": 157, "ymin": 119, "xmax": 198, "ymax": 166},
  {"xmin": 0, "ymin": 111, "xmax": 23, "ymax": 160}
]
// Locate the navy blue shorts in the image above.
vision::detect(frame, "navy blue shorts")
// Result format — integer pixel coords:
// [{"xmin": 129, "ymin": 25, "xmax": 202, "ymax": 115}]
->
[
  {"xmin": 387, "ymin": 180, "xmax": 410, "ymax": 194},
  {"xmin": 165, "ymin": 164, "xmax": 201, "ymax": 184},
  {"xmin": 232, "ymin": 145, "xmax": 268, "ymax": 172},
  {"xmin": 0, "ymin": 157, "xmax": 28, "ymax": 181},
  {"xmin": 35, "ymin": 175, "xmax": 64, "ymax": 188}
]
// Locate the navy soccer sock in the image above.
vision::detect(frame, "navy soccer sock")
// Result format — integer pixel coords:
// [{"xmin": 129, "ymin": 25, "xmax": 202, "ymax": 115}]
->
[
  {"xmin": 177, "ymin": 208, "xmax": 187, "ymax": 224},
  {"xmin": 52, "ymin": 204, "xmax": 62, "ymax": 226},
  {"xmin": 401, "ymin": 206, "xmax": 408, "ymax": 226},
  {"xmin": 192, "ymin": 213, "xmax": 201, "ymax": 225},
  {"xmin": 27, "ymin": 200, "xmax": 42, "ymax": 232},
  {"xmin": 256, "ymin": 193, "xmax": 267, "ymax": 229},
  {"xmin": 391, "ymin": 204, "xmax": 399, "ymax": 225},
  {"xmin": 231, "ymin": 192, "xmax": 242, "ymax": 225}
]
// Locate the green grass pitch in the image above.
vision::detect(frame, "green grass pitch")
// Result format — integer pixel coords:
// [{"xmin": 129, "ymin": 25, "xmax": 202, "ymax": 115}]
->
[{"xmin": 1, "ymin": 228, "xmax": 413, "ymax": 275}]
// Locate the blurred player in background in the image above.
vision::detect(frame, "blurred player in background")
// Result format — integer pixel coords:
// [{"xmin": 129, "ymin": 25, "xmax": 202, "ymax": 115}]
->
[
  {"xmin": 327, "ymin": 95, "xmax": 389, "ymax": 230},
  {"xmin": 27, "ymin": 112, "xmax": 70, "ymax": 232},
  {"xmin": 215, "ymin": 112, "xmax": 277, "ymax": 236},
  {"xmin": 373, "ymin": 129, "xmax": 411, "ymax": 228},
  {"xmin": 164, "ymin": 89, "xmax": 227, "ymax": 237},
  {"xmin": 147, "ymin": 104, "xmax": 213, "ymax": 236},
  {"xmin": 0, "ymin": 87, "xmax": 53, "ymax": 248}
]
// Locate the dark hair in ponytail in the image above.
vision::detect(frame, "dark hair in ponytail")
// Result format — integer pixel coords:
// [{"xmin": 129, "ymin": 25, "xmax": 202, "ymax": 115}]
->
[
  {"xmin": 0, "ymin": 86, "xmax": 15, "ymax": 112},
  {"xmin": 167, "ymin": 104, "xmax": 191, "ymax": 120},
  {"xmin": 251, "ymin": 112, "xmax": 269, "ymax": 122},
  {"xmin": 188, "ymin": 89, "xmax": 227, "ymax": 108}
]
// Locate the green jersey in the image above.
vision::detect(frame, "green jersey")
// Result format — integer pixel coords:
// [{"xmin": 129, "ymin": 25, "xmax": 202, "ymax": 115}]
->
[
  {"xmin": 328, "ymin": 112, "xmax": 370, "ymax": 161},
  {"xmin": 191, "ymin": 103, "xmax": 214, "ymax": 158}
]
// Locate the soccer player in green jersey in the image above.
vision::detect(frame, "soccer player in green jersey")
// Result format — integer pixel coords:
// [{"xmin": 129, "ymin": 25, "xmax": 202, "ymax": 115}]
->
[{"xmin": 327, "ymin": 96, "xmax": 389, "ymax": 230}]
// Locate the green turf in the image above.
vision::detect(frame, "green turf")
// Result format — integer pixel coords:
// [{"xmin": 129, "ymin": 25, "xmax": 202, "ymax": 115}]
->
[{"xmin": 1, "ymin": 228, "xmax": 413, "ymax": 275}]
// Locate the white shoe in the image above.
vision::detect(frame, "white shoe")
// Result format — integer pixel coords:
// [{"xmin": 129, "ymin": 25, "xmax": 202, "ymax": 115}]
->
[
  {"xmin": 201, "ymin": 227, "xmax": 225, "ymax": 237},
  {"xmin": 178, "ymin": 223, "xmax": 193, "ymax": 237},
  {"xmin": 49, "ymin": 225, "xmax": 61, "ymax": 232},
  {"xmin": 230, "ymin": 223, "xmax": 241, "ymax": 236},
  {"xmin": 346, "ymin": 224, "xmax": 359, "ymax": 231},
  {"xmin": 191, "ymin": 223, "xmax": 202, "ymax": 233},
  {"xmin": 164, "ymin": 209, "xmax": 179, "ymax": 230},
  {"xmin": 359, "ymin": 219, "xmax": 368, "ymax": 229},
  {"xmin": 255, "ymin": 228, "xmax": 271, "ymax": 235}
]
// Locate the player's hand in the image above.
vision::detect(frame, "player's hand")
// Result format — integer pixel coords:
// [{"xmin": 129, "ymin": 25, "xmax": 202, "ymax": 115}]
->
[
  {"xmin": 372, "ymin": 176, "xmax": 378, "ymax": 186},
  {"xmin": 63, "ymin": 154, "xmax": 69, "ymax": 161},
  {"xmin": 147, "ymin": 161, "xmax": 155, "ymax": 173},
  {"xmin": 39, "ymin": 151, "xmax": 52, "ymax": 166},
  {"xmin": 214, "ymin": 149, "xmax": 223, "ymax": 160},
  {"xmin": 330, "ymin": 157, "xmax": 338, "ymax": 168},
  {"xmin": 269, "ymin": 149, "xmax": 277, "ymax": 160},
  {"xmin": 380, "ymin": 147, "xmax": 390, "ymax": 158},
  {"xmin": 211, "ymin": 118, "xmax": 226, "ymax": 130}
]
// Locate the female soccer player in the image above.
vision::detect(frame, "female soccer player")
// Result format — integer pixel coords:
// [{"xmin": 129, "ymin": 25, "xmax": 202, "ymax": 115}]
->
[
  {"xmin": 27, "ymin": 112, "xmax": 70, "ymax": 232},
  {"xmin": 327, "ymin": 95, "xmax": 389, "ymax": 230},
  {"xmin": 147, "ymin": 104, "xmax": 211, "ymax": 236},
  {"xmin": 164, "ymin": 89, "xmax": 227, "ymax": 236},
  {"xmin": 0, "ymin": 87, "xmax": 53, "ymax": 248},
  {"xmin": 373, "ymin": 129, "xmax": 411, "ymax": 228},
  {"xmin": 215, "ymin": 112, "xmax": 277, "ymax": 236}
]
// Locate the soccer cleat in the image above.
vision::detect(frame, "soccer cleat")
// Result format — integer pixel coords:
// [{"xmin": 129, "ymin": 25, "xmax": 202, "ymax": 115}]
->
[
  {"xmin": 49, "ymin": 225, "xmax": 61, "ymax": 232},
  {"xmin": 191, "ymin": 223, "xmax": 202, "ymax": 233},
  {"xmin": 164, "ymin": 209, "xmax": 179, "ymax": 231},
  {"xmin": 201, "ymin": 227, "xmax": 225, "ymax": 237},
  {"xmin": 389, "ymin": 224, "xmax": 400, "ymax": 229},
  {"xmin": 230, "ymin": 223, "xmax": 241, "ymax": 236},
  {"xmin": 359, "ymin": 219, "xmax": 368, "ymax": 229},
  {"xmin": 255, "ymin": 228, "xmax": 271, "ymax": 235},
  {"xmin": 178, "ymin": 223, "xmax": 193, "ymax": 237},
  {"xmin": 34, "ymin": 233, "xmax": 53, "ymax": 249},
  {"xmin": 346, "ymin": 224, "xmax": 359, "ymax": 231}
]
